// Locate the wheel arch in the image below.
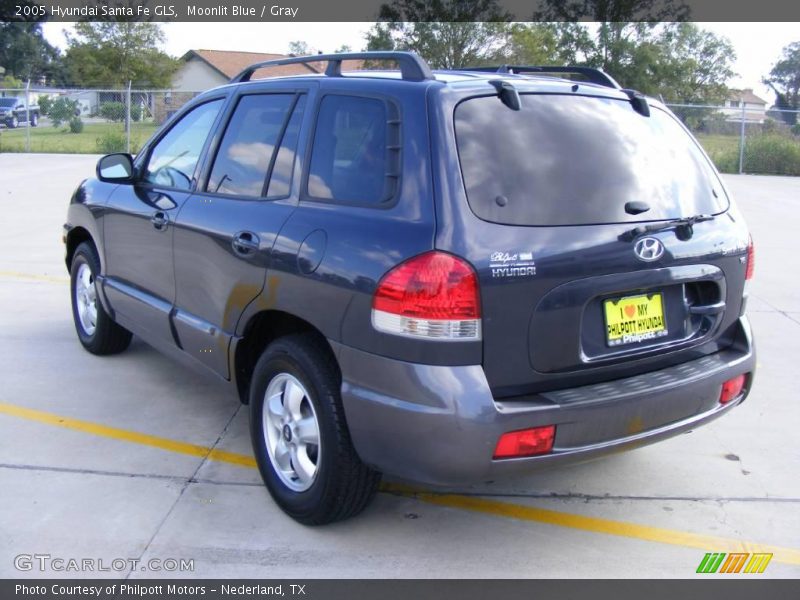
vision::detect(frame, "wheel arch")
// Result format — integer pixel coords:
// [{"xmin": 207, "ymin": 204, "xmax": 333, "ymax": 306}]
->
[
  {"xmin": 65, "ymin": 226, "xmax": 94, "ymax": 270},
  {"xmin": 233, "ymin": 309, "xmax": 340, "ymax": 404}
]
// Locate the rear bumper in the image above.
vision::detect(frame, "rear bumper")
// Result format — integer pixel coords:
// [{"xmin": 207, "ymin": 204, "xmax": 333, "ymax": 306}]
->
[{"xmin": 334, "ymin": 316, "xmax": 755, "ymax": 486}]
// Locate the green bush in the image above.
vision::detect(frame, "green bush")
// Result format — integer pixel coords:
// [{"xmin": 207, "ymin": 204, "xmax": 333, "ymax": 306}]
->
[
  {"xmin": 96, "ymin": 130, "xmax": 127, "ymax": 153},
  {"xmin": 711, "ymin": 134, "xmax": 800, "ymax": 175},
  {"xmin": 99, "ymin": 102, "xmax": 143, "ymax": 122},
  {"xmin": 761, "ymin": 119, "xmax": 778, "ymax": 134},
  {"xmin": 68, "ymin": 117, "xmax": 84, "ymax": 134},
  {"xmin": 49, "ymin": 97, "xmax": 79, "ymax": 128},
  {"xmin": 38, "ymin": 95, "xmax": 52, "ymax": 116},
  {"xmin": 99, "ymin": 101, "xmax": 126, "ymax": 122},
  {"xmin": 791, "ymin": 123, "xmax": 800, "ymax": 137},
  {"xmin": 710, "ymin": 150, "xmax": 740, "ymax": 174}
]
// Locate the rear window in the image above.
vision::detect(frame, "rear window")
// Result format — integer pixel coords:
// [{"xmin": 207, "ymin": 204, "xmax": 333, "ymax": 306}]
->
[{"xmin": 455, "ymin": 94, "xmax": 728, "ymax": 226}]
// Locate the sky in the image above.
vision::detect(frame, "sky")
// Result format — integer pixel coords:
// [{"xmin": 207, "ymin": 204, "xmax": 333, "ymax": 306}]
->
[{"xmin": 41, "ymin": 21, "xmax": 798, "ymax": 103}]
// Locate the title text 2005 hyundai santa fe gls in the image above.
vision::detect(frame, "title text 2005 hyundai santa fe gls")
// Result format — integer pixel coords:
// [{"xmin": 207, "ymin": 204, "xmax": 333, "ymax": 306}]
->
[{"xmin": 64, "ymin": 52, "xmax": 756, "ymax": 524}]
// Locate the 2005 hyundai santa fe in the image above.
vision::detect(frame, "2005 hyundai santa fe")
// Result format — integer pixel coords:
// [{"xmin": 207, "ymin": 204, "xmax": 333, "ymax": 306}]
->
[{"xmin": 63, "ymin": 52, "xmax": 756, "ymax": 524}]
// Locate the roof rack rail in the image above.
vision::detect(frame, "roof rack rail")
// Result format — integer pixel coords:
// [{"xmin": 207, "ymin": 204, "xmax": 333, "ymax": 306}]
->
[
  {"xmin": 230, "ymin": 51, "xmax": 435, "ymax": 84},
  {"xmin": 460, "ymin": 65, "xmax": 620, "ymax": 89}
]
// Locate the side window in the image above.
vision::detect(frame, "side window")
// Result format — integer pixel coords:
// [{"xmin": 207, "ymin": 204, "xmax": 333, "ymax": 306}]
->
[
  {"xmin": 307, "ymin": 95, "xmax": 400, "ymax": 205},
  {"xmin": 266, "ymin": 95, "xmax": 307, "ymax": 198},
  {"xmin": 206, "ymin": 94, "xmax": 298, "ymax": 197},
  {"xmin": 144, "ymin": 99, "xmax": 223, "ymax": 190}
]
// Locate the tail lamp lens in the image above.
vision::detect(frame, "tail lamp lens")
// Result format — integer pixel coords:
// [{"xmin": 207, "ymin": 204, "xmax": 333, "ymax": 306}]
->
[
  {"xmin": 372, "ymin": 251, "xmax": 481, "ymax": 340},
  {"xmin": 745, "ymin": 236, "xmax": 755, "ymax": 281}
]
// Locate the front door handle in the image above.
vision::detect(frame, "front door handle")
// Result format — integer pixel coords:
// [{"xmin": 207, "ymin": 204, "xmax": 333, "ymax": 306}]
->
[
  {"xmin": 151, "ymin": 211, "xmax": 169, "ymax": 231},
  {"xmin": 232, "ymin": 231, "xmax": 260, "ymax": 256}
]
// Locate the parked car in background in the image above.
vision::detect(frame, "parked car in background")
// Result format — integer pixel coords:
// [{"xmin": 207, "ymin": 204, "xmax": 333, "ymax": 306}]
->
[
  {"xmin": 0, "ymin": 97, "xmax": 39, "ymax": 128},
  {"xmin": 63, "ymin": 52, "xmax": 756, "ymax": 525}
]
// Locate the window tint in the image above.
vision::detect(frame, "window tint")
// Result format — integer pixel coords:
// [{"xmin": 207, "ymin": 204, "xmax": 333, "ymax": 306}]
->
[
  {"xmin": 144, "ymin": 99, "xmax": 223, "ymax": 190},
  {"xmin": 207, "ymin": 94, "xmax": 297, "ymax": 197},
  {"xmin": 307, "ymin": 95, "xmax": 397, "ymax": 205},
  {"xmin": 455, "ymin": 94, "xmax": 728, "ymax": 226}
]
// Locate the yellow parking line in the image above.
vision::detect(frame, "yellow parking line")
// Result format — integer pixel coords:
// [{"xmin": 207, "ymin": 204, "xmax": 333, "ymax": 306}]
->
[
  {"xmin": 0, "ymin": 402, "xmax": 256, "ymax": 468},
  {"xmin": 2, "ymin": 399, "xmax": 799, "ymax": 567},
  {"xmin": 0, "ymin": 270, "xmax": 69, "ymax": 284},
  {"xmin": 381, "ymin": 483, "xmax": 800, "ymax": 567}
]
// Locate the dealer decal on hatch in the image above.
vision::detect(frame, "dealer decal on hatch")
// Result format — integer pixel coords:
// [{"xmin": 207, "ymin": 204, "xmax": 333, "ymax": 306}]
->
[{"xmin": 489, "ymin": 251, "xmax": 537, "ymax": 278}]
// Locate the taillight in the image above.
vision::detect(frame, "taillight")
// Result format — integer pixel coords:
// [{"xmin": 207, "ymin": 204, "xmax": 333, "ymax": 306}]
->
[
  {"xmin": 493, "ymin": 426, "xmax": 556, "ymax": 459},
  {"xmin": 372, "ymin": 251, "xmax": 481, "ymax": 340},
  {"xmin": 745, "ymin": 236, "xmax": 755, "ymax": 281},
  {"xmin": 719, "ymin": 374, "xmax": 747, "ymax": 404}
]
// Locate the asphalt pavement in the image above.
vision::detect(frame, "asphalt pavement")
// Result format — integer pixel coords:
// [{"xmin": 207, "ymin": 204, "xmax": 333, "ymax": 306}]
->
[{"xmin": 0, "ymin": 154, "xmax": 797, "ymax": 578}]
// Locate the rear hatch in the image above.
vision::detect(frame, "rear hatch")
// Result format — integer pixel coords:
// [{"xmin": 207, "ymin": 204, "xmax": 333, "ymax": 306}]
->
[{"xmin": 438, "ymin": 85, "xmax": 751, "ymax": 398}]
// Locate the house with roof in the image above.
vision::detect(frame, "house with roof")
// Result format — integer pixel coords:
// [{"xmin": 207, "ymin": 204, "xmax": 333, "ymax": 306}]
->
[
  {"xmin": 173, "ymin": 49, "xmax": 323, "ymax": 91},
  {"xmin": 721, "ymin": 88, "xmax": 769, "ymax": 124},
  {"xmin": 155, "ymin": 49, "xmax": 323, "ymax": 123}
]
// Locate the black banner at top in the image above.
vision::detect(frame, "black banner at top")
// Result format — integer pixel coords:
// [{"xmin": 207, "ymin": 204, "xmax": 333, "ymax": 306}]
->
[{"xmin": 3, "ymin": 0, "xmax": 800, "ymax": 22}]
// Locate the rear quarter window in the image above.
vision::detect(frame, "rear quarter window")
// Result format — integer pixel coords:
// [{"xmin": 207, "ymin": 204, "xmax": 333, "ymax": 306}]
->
[
  {"xmin": 306, "ymin": 94, "xmax": 401, "ymax": 206},
  {"xmin": 455, "ymin": 93, "xmax": 728, "ymax": 226}
]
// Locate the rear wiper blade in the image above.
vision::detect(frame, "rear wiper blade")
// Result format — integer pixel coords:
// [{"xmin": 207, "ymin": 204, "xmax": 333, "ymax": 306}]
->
[{"xmin": 619, "ymin": 214, "xmax": 715, "ymax": 242}]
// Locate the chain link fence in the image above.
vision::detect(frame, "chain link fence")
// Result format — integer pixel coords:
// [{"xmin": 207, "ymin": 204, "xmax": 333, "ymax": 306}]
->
[
  {"xmin": 666, "ymin": 102, "xmax": 800, "ymax": 176},
  {"xmin": 2, "ymin": 85, "xmax": 800, "ymax": 177},
  {"xmin": 0, "ymin": 83, "xmax": 202, "ymax": 154}
]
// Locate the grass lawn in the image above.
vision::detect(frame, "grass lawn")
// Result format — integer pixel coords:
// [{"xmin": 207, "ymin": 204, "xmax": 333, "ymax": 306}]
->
[
  {"xmin": 0, "ymin": 121, "xmax": 159, "ymax": 154},
  {"xmin": 694, "ymin": 133, "xmax": 741, "ymax": 156}
]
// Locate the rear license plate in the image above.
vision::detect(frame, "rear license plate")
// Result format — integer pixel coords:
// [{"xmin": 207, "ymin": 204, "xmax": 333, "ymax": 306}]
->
[{"xmin": 604, "ymin": 293, "xmax": 667, "ymax": 347}]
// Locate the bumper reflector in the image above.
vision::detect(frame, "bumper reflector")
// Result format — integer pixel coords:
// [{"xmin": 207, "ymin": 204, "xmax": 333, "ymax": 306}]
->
[
  {"xmin": 493, "ymin": 425, "xmax": 556, "ymax": 459},
  {"xmin": 719, "ymin": 374, "xmax": 746, "ymax": 404}
]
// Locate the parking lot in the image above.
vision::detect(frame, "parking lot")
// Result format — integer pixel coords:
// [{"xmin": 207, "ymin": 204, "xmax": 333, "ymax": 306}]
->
[{"xmin": 0, "ymin": 153, "xmax": 798, "ymax": 578}]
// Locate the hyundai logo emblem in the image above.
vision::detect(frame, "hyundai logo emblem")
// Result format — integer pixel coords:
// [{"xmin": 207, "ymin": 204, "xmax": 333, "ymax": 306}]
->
[{"xmin": 634, "ymin": 237, "xmax": 665, "ymax": 262}]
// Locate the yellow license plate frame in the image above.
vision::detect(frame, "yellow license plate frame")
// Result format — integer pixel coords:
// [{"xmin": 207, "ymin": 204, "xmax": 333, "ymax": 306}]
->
[{"xmin": 603, "ymin": 293, "xmax": 668, "ymax": 347}]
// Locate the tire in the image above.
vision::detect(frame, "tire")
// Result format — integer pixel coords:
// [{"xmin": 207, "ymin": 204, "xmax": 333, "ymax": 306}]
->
[
  {"xmin": 249, "ymin": 334, "xmax": 381, "ymax": 525},
  {"xmin": 8, "ymin": 115, "xmax": 17, "ymax": 129},
  {"xmin": 70, "ymin": 242, "xmax": 132, "ymax": 355},
  {"xmin": 30, "ymin": 112, "xmax": 38, "ymax": 127}
]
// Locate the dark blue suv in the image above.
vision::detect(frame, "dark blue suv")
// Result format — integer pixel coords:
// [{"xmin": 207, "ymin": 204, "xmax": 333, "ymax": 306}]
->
[{"xmin": 64, "ymin": 52, "xmax": 756, "ymax": 524}]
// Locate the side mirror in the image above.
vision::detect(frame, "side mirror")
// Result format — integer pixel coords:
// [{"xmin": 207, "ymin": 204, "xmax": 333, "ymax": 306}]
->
[{"xmin": 97, "ymin": 153, "xmax": 135, "ymax": 182}]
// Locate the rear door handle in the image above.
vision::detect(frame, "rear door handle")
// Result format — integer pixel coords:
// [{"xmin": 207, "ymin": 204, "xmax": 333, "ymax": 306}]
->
[
  {"xmin": 232, "ymin": 231, "xmax": 260, "ymax": 256},
  {"xmin": 151, "ymin": 211, "xmax": 169, "ymax": 230}
]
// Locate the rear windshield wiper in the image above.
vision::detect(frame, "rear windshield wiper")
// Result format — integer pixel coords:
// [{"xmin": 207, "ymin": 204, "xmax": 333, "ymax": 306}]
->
[{"xmin": 619, "ymin": 214, "xmax": 715, "ymax": 242}]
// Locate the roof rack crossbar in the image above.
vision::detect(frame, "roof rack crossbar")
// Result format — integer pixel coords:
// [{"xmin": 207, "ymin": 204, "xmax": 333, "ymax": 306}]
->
[
  {"xmin": 230, "ymin": 51, "xmax": 435, "ymax": 84},
  {"xmin": 460, "ymin": 65, "xmax": 620, "ymax": 89}
]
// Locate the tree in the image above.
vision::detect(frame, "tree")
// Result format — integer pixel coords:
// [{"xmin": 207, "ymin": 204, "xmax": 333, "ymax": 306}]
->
[
  {"xmin": 0, "ymin": 73, "xmax": 24, "ymax": 89},
  {"xmin": 288, "ymin": 40, "xmax": 313, "ymax": 56},
  {"xmin": 365, "ymin": 0, "xmax": 512, "ymax": 69},
  {"xmin": 64, "ymin": 22, "xmax": 178, "ymax": 88},
  {"xmin": 503, "ymin": 23, "xmax": 593, "ymax": 66},
  {"xmin": 503, "ymin": 22, "xmax": 733, "ymax": 105},
  {"xmin": 0, "ymin": 22, "xmax": 64, "ymax": 84},
  {"xmin": 533, "ymin": 0, "xmax": 689, "ymax": 22},
  {"xmin": 654, "ymin": 23, "xmax": 734, "ymax": 104},
  {"xmin": 579, "ymin": 22, "xmax": 734, "ymax": 102},
  {"xmin": 764, "ymin": 41, "xmax": 800, "ymax": 125}
]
